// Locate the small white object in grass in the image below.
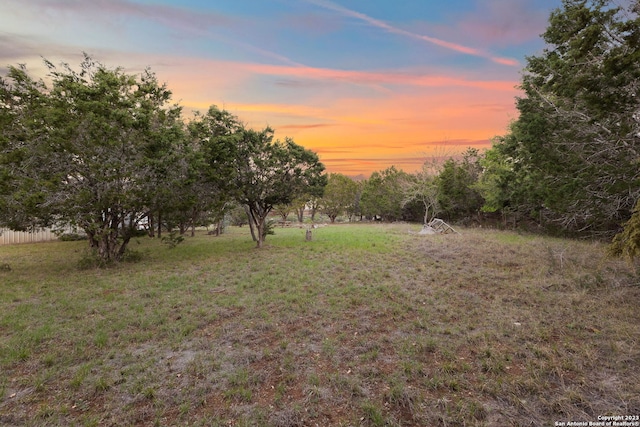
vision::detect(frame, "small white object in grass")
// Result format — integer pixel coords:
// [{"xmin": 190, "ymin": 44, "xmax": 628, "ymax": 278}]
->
[{"xmin": 514, "ymin": 322, "xmax": 522, "ymax": 326}]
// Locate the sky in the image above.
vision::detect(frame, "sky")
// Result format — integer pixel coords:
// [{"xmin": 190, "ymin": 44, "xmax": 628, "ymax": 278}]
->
[{"xmin": 0, "ymin": 0, "xmax": 563, "ymax": 176}]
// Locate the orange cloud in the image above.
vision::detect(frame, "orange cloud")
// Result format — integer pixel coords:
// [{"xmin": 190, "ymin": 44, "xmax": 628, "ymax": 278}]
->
[
  {"xmin": 273, "ymin": 87, "xmax": 517, "ymax": 175},
  {"xmin": 195, "ymin": 69, "xmax": 518, "ymax": 175}
]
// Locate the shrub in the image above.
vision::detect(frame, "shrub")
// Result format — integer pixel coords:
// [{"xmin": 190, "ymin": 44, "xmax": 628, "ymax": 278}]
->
[{"xmin": 59, "ymin": 233, "xmax": 87, "ymax": 242}]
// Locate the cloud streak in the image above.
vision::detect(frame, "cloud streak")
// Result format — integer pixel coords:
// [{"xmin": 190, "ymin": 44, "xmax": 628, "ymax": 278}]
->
[
  {"xmin": 279, "ymin": 123, "xmax": 335, "ymax": 130},
  {"xmin": 2, "ymin": 0, "xmax": 304, "ymax": 67},
  {"xmin": 305, "ymin": 0, "xmax": 519, "ymax": 66},
  {"xmin": 24, "ymin": 0, "xmax": 232, "ymax": 34},
  {"xmin": 249, "ymin": 63, "xmax": 517, "ymax": 91}
]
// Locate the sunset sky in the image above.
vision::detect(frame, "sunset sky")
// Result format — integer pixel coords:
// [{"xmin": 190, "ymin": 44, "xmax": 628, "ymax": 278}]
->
[{"xmin": 0, "ymin": 0, "xmax": 562, "ymax": 176}]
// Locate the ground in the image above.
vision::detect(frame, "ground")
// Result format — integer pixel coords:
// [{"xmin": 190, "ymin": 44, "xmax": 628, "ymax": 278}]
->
[{"xmin": 0, "ymin": 223, "xmax": 639, "ymax": 426}]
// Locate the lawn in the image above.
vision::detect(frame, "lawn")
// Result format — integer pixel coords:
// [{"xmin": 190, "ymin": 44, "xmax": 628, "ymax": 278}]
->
[{"xmin": 0, "ymin": 223, "xmax": 639, "ymax": 426}]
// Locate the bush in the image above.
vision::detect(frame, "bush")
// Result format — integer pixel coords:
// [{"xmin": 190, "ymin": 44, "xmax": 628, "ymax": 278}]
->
[
  {"xmin": 77, "ymin": 249, "xmax": 111, "ymax": 270},
  {"xmin": 609, "ymin": 199, "xmax": 640, "ymax": 263},
  {"xmin": 59, "ymin": 233, "xmax": 87, "ymax": 242},
  {"xmin": 262, "ymin": 219, "xmax": 276, "ymax": 238}
]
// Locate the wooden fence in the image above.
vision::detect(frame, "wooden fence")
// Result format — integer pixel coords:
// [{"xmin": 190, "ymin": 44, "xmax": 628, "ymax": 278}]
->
[{"xmin": 0, "ymin": 228, "xmax": 70, "ymax": 245}]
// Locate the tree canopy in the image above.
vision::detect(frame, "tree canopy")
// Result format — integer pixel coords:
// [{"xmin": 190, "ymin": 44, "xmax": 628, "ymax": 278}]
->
[
  {"xmin": 1, "ymin": 56, "xmax": 183, "ymax": 262},
  {"xmin": 232, "ymin": 130, "xmax": 326, "ymax": 248},
  {"xmin": 0, "ymin": 56, "xmax": 326, "ymax": 260},
  {"xmin": 481, "ymin": 0, "xmax": 640, "ymax": 236},
  {"xmin": 360, "ymin": 166, "xmax": 409, "ymax": 222},
  {"xmin": 320, "ymin": 173, "xmax": 359, "ymax": 223}
]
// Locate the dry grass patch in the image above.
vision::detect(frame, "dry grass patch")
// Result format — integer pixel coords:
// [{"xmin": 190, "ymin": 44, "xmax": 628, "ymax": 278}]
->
[{"xmin": 0, "ymin": 224, "xmax": 639, "ymax": 426}]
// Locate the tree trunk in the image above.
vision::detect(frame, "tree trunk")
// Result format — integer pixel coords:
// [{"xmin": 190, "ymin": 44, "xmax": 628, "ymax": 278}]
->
[
  {"xmin": 85, "ymin": 216, "xmax": 130, "ymax": 264},
  {"xmin": 148, "ymin": 212, "xmax": 155, "ymax": 238},
  {"xmin": 245, "ymin": 205, "xmax": 257, "ymax": 242},
  {"xmin": 423, "ymin": 202, "xmax": 430, "ymax": 225},
  {"xmin": 296, "ymin": 207, "xmax": 304, "ymax": 223},
  {"xmin": 191, "ymin": 207, "xmax": 198, "ymax": 237},
  {"xmin": 248, "ymin": 204, "xmax": 269, "ymax": 248},
  {"xmin": 117, "ymin": 235, "xmax": 131, "ymax": 258},
  {"xmin": 256, "ymin": 220, "xmax": 265, "ymax": 248},
  {"xmin": 157, "ymin": 211, "xmax": 162, "ymax": 239}
]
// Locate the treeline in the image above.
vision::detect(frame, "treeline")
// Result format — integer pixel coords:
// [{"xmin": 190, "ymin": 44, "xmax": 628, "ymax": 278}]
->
[
  {"xmin": 0, "ymin": 55, "xmax": 326, "ymax": 262},
  {"xmin": 317, "ymin": 149, "xmax": 483, "ymax": 226}
]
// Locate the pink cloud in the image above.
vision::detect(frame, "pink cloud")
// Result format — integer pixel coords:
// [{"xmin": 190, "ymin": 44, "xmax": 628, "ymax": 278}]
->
[{"xmin": 447, "ymin": 0, "xmax": 550, "ymax": 48}]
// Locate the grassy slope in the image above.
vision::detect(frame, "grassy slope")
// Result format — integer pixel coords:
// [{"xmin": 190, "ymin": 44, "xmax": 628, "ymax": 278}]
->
[{"xmin": 0, "ymin": 224, "xmax": 638, "ymax": 426}]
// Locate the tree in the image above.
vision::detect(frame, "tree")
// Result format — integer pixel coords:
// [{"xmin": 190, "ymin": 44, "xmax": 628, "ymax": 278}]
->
[
  {"xmin": 321, "ymin": 173, "xmax": 359, "ymax": 223},
  {"xmin": 291, "ymin": 196, "xmax": 308, "ymax": 223},
  {"xmin": 137, "ymin": 97, "xmax": 187, "ymax": 239},
  {"xmin": 476, "ymin": 141, "xmax": 512, "ymax": 214},
  {"xmin": 0, "ymin": 55, "xmax": 180, "ymax": 262},
  {"xmin": 402, "ymin": 166, "xmax": 440, "ymax": 225},
  {"xmin": 346, "ymin": 180, "xmax": 364, "ymax": 221},
  {"xmin": 360, "ymin": 166, "xmax": 408, "ymax": 221},
  {"xmin": 182, "ymin": 106, "xmax": 242, "ymax": 236},
  {"xmin": 483, "ymin": 0, "xmax": 640, "ymax": 236},
  {"xmin": 233, "ymin": 130, "xmax": 326, "ymax": 248},
  {"xmin": 0, "ymin": 64, "xmax": 53, "ymax": 231},
  {"xmin": 437, "ymin": 148, "xmax": 484, "ymax": 221},
  {"xmin": 274, "ymin": 203, "xmax": 292, "ymax": 222}
]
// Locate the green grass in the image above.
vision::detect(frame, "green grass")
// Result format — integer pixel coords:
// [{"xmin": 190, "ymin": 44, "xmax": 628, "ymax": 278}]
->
[{"xmin": 1, "ymin": 223, "xmax": 639, "ymax": 426}]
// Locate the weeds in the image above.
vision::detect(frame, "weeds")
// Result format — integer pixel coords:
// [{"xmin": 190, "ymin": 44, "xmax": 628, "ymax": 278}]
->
[
  {"xmin": 361, "ymin": 400, "xmax": 385, "ymax": 426},
  {"xmin": 161, "ymin": 231, "xmax": 185, "ymax": 249}
]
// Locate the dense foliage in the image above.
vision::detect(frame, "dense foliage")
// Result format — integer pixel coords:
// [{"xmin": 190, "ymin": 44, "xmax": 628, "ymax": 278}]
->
[
  {"xmin": 0, "ymin": 56, "xmax": 184, "ymax": 261},
  {"xmin": 480, "ymin": 0, "xmax": 640, "ymax": 236},
  {"xmin": 0, "ymin": 56, "xmax": 326, "ymax": 259},
  {"xmin": 320, "ymin": 173, "xmax": 360, "ymax": 223},
  {"xmin": 233, "ymin": 130, "xmax": 326, "ymax": 247},
  {"xmin": 360, "ymin": 167, "xmax": 409, "ymax": 222}
]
